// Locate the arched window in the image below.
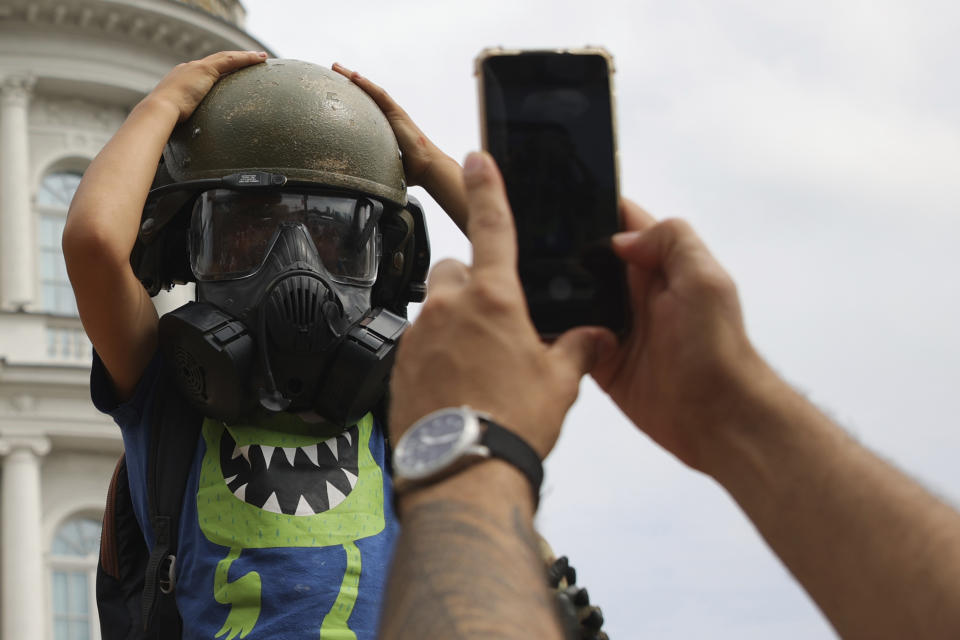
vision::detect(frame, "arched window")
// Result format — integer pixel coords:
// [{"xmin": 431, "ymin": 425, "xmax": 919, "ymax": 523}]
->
[
  {"xmin": 50, "ymin": 515, "xmax": 102, "ymax": 640},
  {"xmin": 36, "ymin": 170, "xmax": 83, "ymax": 315}
]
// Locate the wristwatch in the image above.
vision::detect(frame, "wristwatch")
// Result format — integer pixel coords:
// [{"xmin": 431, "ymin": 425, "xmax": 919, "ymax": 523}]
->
[{"xmin": 392, "ymin": 406, "xmax": 543, "ymax": 507}]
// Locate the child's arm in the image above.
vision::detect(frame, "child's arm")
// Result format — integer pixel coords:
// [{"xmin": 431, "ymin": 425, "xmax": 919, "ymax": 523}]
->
[
  {"xmin": 332, "ymin": 63, "xmax": 469, "ymax": 234},
  {"xmin": 63, "ymin": 51, "xmax": 267, "ymax": 401}
]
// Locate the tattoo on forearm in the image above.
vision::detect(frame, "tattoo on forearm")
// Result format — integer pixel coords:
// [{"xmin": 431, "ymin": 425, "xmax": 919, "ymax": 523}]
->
[
  {"xmin": 513, "ymin": 505, "xmax": 545, "ymax": 565},
  {"xmin": 379, "ymin": 499, "xmax": 561, "ymax": 639}
]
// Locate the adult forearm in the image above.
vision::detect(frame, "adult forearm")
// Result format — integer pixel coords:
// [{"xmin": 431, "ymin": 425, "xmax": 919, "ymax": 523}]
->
[
  {"xmin": 381, "ymin": 461, "xmax": 563, "ymax": 640},
  {"xmin": 704, "ymin": 367, "xmax": 960, "ymax": 639}
]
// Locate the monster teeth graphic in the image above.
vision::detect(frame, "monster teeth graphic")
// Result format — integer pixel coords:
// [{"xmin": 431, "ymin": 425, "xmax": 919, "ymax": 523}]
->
[
  {"xmin": 261, "ymin": 445, "xmax": 275, "ymax": 469},
  {"xmin": 219, "ymin": 427, "xmax": 360, "ymax": 517},
  {"xmin": 327, "ymin": 482, "xmax": 346, "ymax": 509},
  {"xmin": 303, "ymin": 444, "xmax": 319, "ymax": 466},
  {"xmin": 295, "ymin": 495, "xmax": 313, "ymax": 516},
  {"xmin": 344, "ymin": 469, "xmax": 358, "ymax": 489},
  {"xmin": 262, "ymin": 492, "xmax": 282, "ymax": 514}
]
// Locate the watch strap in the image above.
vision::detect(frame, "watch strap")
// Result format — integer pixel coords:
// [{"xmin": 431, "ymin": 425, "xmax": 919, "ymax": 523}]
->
[{"xmin": 479, "ymin": 417, "xmax": 543, "ymax": 508}]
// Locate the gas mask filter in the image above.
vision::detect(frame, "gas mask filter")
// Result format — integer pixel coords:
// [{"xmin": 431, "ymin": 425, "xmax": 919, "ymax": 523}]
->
[{"xmin": 158, "ymin": 189, "xmax": 407, "ymax": 428}]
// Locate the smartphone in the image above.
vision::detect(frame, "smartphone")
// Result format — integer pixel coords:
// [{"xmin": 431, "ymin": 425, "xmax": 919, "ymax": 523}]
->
[{"xmin": 476, "ymin": 47, "xmax": 629, "ymax": 337}]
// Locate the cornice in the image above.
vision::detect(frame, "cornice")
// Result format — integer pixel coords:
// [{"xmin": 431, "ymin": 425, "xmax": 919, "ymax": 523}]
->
[
  {"xmin": 31, "ymin": 94, "xmax": 127, "ymax": 131},
  {"xmin": 0, "ymin": 0, "xmax": 273, "ymax": 59},
  {"xmin": 171, "ymin": 0, "xmax": 246, "ymax": 26},
  {"xmin": 0, "ymin": 358, "xmax": 91, "ymax": 388}
]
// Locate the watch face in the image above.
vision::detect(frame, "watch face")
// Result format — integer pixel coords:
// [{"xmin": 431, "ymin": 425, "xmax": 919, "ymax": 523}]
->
[{"xmin": 394, "ymin": 409, "xmax": 477, "ymax": 479}]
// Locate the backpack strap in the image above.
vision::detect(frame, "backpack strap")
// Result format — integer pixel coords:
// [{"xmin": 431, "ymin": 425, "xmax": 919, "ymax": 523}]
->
[
  {"xmin": 140, "ymin": 367, "xmax": 203, "ymax": 635},
  {"xmin": 100, "ymin": 456, "xmax": 126, "ymax": 581},
  {"xmin": 97, "ymin": 455, "xmax": 149, "ymax": 640}
]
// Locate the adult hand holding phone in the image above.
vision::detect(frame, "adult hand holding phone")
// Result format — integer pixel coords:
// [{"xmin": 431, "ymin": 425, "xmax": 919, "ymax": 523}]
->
[
  {"xmin": 591, "ymin": 206, "xmax": 767, "ymax": 471},
  {"xmin": 389, "ymin": 151, "xmax": 605, "ymax": 457},
  {"xmin": 589, "ymin": 202, "xmax": 960, "ymax": 640}
]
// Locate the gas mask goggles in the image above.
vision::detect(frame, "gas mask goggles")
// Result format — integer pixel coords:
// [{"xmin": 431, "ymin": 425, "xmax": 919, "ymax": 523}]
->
[{"xmin": 158, "ymin": 188, "xmax": 407, "ymax": 428}]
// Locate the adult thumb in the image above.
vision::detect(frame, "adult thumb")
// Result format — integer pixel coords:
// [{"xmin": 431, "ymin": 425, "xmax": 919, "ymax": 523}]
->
[{"xmin": 550, "ymin": 327, "xmax": 611, "ymax": 378}]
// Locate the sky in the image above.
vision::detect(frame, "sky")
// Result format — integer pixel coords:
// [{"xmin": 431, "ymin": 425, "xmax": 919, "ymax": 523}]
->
[{"xmin": 239, "ymin": 1, "xmax": 960, "ymax": 637}]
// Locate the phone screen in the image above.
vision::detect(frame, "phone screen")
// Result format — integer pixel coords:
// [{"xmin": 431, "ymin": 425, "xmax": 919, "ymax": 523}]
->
[{"xmin": 481, "ymin": 51, "xmax": 628, "ymax": 336}]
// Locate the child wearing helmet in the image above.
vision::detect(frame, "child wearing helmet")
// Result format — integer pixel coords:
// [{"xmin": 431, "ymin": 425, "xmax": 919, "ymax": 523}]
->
[{"xmin": 63, "ymin": 51, "xmax": 467, "ymax": 640}]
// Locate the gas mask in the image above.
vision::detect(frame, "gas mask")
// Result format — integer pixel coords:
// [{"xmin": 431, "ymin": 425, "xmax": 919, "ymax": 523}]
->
[{"xmin": 158, "ymin": 188, "xmax": 407, "ymax": 428}]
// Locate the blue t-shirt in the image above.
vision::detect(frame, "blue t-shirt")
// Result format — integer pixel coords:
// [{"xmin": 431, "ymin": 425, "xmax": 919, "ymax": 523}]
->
[{"xmin": 92, "ymin": 353, "xmax": 399, "ymax": 640}]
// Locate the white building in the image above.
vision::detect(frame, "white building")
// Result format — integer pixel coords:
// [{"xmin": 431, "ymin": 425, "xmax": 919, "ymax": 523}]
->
[{"xmin": 0, "ymin": 2, "xmax": 269, "ymax": 638}]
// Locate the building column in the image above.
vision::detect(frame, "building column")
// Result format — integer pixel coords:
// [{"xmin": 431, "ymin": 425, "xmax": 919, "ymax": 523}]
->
[
  {"xmin": 0, "ymin": 74, "xmax": 37, "ymax": 311},
  {"xmin": 0, "ymin": 436, "xmax": 51, "ymax": 640}
]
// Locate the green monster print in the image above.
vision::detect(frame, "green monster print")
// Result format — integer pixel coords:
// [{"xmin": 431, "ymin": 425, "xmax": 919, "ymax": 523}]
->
[
  {"xmin": 214, "ymin": 547, "xmax": 260, "ymax": 639},
  {"xmin": 197, "ymin": 412, "xmax": 385, "ymax": 639}
]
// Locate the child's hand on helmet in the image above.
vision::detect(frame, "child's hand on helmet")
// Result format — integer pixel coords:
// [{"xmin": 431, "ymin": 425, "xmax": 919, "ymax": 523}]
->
[
  {"xmin": 332, "ymin": 62, "xmax": 470, "ymax": 233},
  {"xmin": 151, "ymin": 51, "xmax": 267, "ymax": 123},
  {"xmin": 332, "ymin": 62, "xmax": 441, "ymax": 186},
  {"xmin": 64, "ymin": 50, "xmax": 266, "ymax": 402}
]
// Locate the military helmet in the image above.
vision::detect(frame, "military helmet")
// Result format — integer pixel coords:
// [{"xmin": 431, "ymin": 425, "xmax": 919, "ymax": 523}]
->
[
  {"xmin": 133, "ymin": 59, "xmax": 428, "ymax": 313},
  {"xmin": 165, "ymin": 58, "xmax": 406, "ymax": 206}
]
